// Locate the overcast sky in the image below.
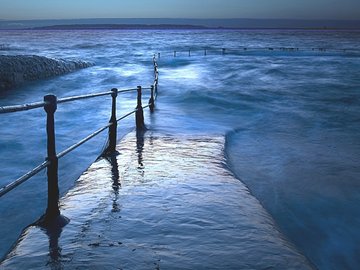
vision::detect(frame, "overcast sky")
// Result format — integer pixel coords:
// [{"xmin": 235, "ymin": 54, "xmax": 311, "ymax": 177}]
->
[{"xmin": 0, "ymin": 0, "xmax": 359, "ymax": 20}]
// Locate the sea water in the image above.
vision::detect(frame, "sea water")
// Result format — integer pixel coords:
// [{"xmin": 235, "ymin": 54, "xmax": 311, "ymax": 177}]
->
[{"xmin": 0, "ymin": 29, "xmax": 359, "ymax": 269}]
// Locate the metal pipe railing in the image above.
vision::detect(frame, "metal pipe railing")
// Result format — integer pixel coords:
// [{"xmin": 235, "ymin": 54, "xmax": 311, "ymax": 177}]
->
[
  {"xmin": 0, "ymin": 101, "xmax": 46, "ymax": 114},
  {"xmin": 0, "ymin": 87, "xmax": 144, "ymax": 114},
  {"xmin": 163, "ymin": 47, "xmax": 360, "ymax": 58},
  {"xmin": 0, "ymin": 160, "xmax": 49, "ymax": 197},
  {"xmin": 0, "ymin": 55, "xmax": 160, "ymax": 224}
]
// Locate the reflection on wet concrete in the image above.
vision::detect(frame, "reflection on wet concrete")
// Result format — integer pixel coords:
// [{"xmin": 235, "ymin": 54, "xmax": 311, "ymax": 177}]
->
[
  {"xmin": 136, "ymin": 129, "xmax": 145, "ymax": 172},
  {"xmin": 1, "ymin": 132, "xmax": 315, "ymax": 269},
  {"xmin": 42, "ymin": 216, "xmax": 68, "ymax": 270},
  {"xmin": 105, "ymin": 154, "xmax": 121, "ymax": 213}
]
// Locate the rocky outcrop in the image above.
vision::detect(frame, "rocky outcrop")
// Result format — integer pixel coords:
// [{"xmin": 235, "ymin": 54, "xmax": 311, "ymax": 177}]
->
[{"xmin": 0, "ymin": 55, "xmax": 94, "ymax": 90}]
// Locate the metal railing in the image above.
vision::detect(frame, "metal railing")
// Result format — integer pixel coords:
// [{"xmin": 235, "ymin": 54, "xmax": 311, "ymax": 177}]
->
[
  {"xmin": 0, "ymin": 55, "xmax": 159, "ymax": 225},
  {"xmin": 156, "ymin": 46, "xmax": 360, "ymax": 58}
]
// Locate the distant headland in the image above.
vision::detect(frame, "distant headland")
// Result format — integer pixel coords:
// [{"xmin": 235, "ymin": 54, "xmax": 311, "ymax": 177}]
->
[
  {"xmin": 30, "ymin": 24, "xmax": 210, "ymax": 30},
  {"xmin": 0, "ymin": 18, "xmax": 359, "ymax": 30}
]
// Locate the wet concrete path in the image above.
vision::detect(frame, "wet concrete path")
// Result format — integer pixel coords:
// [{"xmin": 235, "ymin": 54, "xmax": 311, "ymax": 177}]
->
[{"xmin": 1, "ymin": 131, "xmax": 314, "ymax": 269}]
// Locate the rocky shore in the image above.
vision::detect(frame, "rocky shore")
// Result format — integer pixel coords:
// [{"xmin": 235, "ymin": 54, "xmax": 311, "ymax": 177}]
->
[{"xmin": 0, "ymin": 55, "xmax": 93, "ymax": 90}]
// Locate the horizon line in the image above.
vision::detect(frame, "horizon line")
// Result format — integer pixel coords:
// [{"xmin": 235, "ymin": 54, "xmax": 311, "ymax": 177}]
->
[{"xmin": 1, "ymin": 17, "xmax": 360, "ymax": 22}]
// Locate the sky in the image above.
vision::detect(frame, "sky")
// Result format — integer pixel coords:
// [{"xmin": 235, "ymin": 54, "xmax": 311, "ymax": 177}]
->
[{"xmin": 0, "ymin": 0, "xmax": 359, "ymax": 21}]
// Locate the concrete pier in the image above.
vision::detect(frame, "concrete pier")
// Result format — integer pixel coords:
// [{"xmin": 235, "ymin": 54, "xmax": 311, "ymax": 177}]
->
[{"xmin": 1, "ymin": 132, "xmax": 314, "ymax": 269}]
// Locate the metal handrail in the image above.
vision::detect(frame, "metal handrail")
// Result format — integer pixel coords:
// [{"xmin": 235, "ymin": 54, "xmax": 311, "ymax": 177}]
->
[
  {"xmin": 0, "ymin": 160, "xmax": 49, "ymax": 197},
  {"xmin": 165, "ymin": 46, "xmax": 360, "ymax": 58},
  {"xmin": 0, "ymin": 106, "xmax": 144, "ymax": 198},
  {"xmin": 0, "ymin": 56, "xmax": 160, "ymax": 222},
  {"xmin": 116, "ymin": 109, "xmax": 138, "ymax": 123},
  {"xmin": 0, "ymin": 101, "xmax": 46, "ymax": 114},
  {"xmin": 57, "ymin": 108, "xmax": 141, "ymax": 160},
  {"xmin": 0, "ymin": 87, "xmax": 147, "ymax": 114}
]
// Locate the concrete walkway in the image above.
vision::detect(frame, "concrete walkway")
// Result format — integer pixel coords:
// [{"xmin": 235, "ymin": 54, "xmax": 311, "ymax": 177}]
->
[{"xmin": 1, "ymin": 131, "xmax": 314, "ymax": 270}]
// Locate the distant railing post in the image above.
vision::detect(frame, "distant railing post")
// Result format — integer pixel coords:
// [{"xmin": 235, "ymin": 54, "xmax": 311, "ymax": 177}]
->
[
  {"xmin": 136, "ymin": 86, "xmax": 145, "ymax": 129},
  {"xmin": 155, "ymin": 79, "xmax": 158, "ymax": 96},
  {"xmin": 189, "ymin": 49, "xmax": 191, "ymax": 57},
  {"xmin": 204, "ymin": 49, "xmax": 207, "ymax": 56},
  {"xmin": 44, "ymin": 94, "xmax": 60, "ymax": 222},
  {"xmin": 174, "ymin": 51, "xmax": 176, "ymax": 57},
  {"xmin": 154, "ymin": 62, "xmax": 157, "ymax": 74},
  {"xmin": 222, "ymin": 48, "xmax": 226, "ymax": 55},
  {"xmin": 158, "ymin": 52, "xmax": 160, "ymax": 58},
  {"xmin": 106, "ymin": 88, "xmax": 118, "ymax": 154},
  {"xmin": 154, "ymin": 59, "xmax": 159, "ymax": 96},
  {"xmin": 149, "ymin": 85, "xmax": 155, "ymax": 112}
]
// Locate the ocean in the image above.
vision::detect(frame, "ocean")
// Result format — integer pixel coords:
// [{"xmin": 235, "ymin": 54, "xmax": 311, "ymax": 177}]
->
[{"xmin": 0, "ymin": 29, "xmax": 360, "ymax": 269}]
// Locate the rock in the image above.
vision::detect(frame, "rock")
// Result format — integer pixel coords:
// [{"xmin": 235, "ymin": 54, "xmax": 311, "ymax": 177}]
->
[{"xmin": 0, "ymin": 55, "xmax": 94, "ymax": 91}]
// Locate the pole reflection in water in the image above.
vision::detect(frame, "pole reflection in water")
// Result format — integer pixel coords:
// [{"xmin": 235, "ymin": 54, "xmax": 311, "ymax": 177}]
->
[
  {"xmin": 41, "ymin": 216, "xmax": 69, "ymax": 269},
  {"xmin": 136, "ymin": 130, "xmax": 145, "ymax": 173},
  {"xmin": 105, "ymin": 154, "xmax": 121, "ymax": 213}
]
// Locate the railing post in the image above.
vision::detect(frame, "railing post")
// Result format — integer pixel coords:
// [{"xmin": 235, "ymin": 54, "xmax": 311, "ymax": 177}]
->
[
  {"xmin": 106, "ymin": 88, "xmax": 118, "ymax": 154},
  {"xmin": 158, "ymin": 52, "xmax": 160, "ymax": 58},
  {"xmin": 44, "ymin": 94, "xmax": 60, "ymax": 222},
  {"xmin": 149, "ymin": 85, "xmax": 155, "ymax": 112},
  {"xmin": 222, "ymin": 48, "xmax": 226, "ymax": 55},
  {"xmin": 136, "ymin": 86, "xmax": 145, "ymax": 129},
  {"xmin": 204, "ymin": 49, "xmax": 207, "ymax": 56},
  {"xmin": 155, "ymin": 78, "xmax": 158, "ymax": 96},
  {"xmin": 174, "ymin": 51, "xmax": 176, "ymax": 57},
  {"xmin": 189, "ymin": 49, "xmax": 191, "ymax": 57},
  {"xmin": 155, "ymin": 69, "xmax": 159, "ymax": 96}
]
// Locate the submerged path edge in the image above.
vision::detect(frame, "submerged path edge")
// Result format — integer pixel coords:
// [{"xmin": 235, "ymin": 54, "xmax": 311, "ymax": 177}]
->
[{"xmin": 1, "ymin": 131, "xmax": 315, "ymax": 269}]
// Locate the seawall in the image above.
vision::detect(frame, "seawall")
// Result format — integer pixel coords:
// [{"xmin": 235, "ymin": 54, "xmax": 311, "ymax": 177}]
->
[{"xmin": 0, "ymin": 55, "xmax": 93, "ymax": 91}]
